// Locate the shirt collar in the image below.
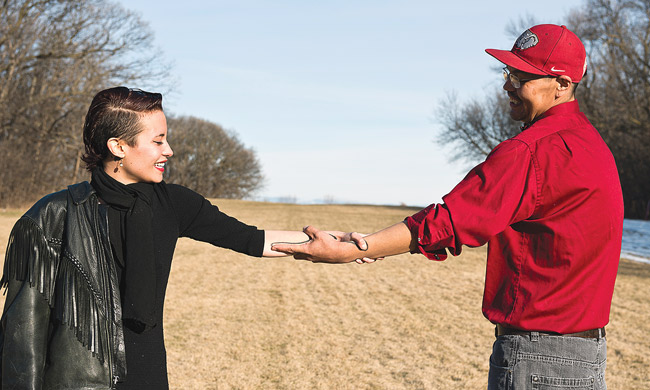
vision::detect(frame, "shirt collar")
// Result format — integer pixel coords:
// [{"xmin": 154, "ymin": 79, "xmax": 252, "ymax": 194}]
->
[{"xmin": 521, "ymin": 100, "xmax": 581, "ymax": 131}]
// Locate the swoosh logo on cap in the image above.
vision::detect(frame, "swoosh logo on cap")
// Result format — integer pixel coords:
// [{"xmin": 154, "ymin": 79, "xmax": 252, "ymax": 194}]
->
[{"xmin": 550, "ymin": 66, "xmax": 565, "ymax": 72}]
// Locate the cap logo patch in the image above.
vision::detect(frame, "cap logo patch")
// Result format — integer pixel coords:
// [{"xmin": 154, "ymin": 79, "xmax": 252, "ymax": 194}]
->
[{"xmin": 515, "ymin": 29, "xmax": 538, "ymax": 50}]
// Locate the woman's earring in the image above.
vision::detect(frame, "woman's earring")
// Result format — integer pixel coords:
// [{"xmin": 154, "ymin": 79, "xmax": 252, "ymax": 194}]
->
[{"xmin": 114, "ymin": 158, "xmax": 123, "ymax": 173}]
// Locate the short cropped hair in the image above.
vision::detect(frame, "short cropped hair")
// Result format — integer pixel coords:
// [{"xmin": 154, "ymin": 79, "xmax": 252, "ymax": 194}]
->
[{"xmin": 81, "ymin": 87, "xmax": 163, "ymax": 171}]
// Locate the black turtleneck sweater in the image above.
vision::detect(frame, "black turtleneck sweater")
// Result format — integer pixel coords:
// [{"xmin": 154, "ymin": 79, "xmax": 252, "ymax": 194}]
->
[{"xmin": 104, "ymin": 184, "xmax": 264, "ymax": 389}]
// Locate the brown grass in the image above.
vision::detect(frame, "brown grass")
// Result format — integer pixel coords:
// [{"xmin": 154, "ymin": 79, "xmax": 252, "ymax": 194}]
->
[{"xmin": 1, "ymin": 200, "xmax": 649, "ymax": 389}]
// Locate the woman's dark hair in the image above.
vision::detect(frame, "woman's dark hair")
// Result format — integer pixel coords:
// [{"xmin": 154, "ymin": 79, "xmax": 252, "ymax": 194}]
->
[{"xmin": 81, "ymin": 86, "xmax": 163, "ymax": 171}]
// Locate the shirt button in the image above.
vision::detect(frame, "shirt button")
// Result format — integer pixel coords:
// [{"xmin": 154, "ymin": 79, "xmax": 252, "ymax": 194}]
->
[{"xmin": 532, "ymin": 375, "xmax": 539, "ymax": 383}]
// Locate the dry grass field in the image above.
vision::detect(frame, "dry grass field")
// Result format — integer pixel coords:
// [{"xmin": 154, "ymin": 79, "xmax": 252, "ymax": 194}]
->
[{"xmin": 1, "ymin": 200, "xmax": 649, "ymax": 389}]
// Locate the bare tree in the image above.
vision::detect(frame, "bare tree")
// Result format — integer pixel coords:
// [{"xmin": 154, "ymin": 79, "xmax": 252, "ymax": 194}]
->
[
  {"xmin": 0, "ymin": 0, "xmax": 171, "ymax": 207},
  {"xmin": 436, "ymin": 90, "xmax": 520, "ymax": 165},
  {"xmin": 434, "ymin": 16, "xmax": 538, "ymax": 167},
  {"xmin": 165, "ymin": 116, "xmax": 264, "ymax": 199},
  {"xmin": 569, "ymin": 0, "xmax": 650, "ymax": 218}
]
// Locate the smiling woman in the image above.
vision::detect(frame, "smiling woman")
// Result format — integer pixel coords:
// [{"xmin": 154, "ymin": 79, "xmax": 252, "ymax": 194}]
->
[{"xmin": 0, "ymin": 86, "xmax": 327, "ymax": 389}]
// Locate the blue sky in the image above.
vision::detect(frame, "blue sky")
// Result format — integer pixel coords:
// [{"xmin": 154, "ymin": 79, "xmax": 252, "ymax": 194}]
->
[{"xmin": 120, "ymin": 0, "xmax": 584, "ymax": 207}]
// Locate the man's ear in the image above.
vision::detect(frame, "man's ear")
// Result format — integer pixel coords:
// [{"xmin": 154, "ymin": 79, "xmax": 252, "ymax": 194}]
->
[
  {"xmin": 556, "ymin": 75, "xmax": 573, "ymax": 97},
  {"xmin": 107, "ymin": 138, "xmax": 126, "ymax": 159}
]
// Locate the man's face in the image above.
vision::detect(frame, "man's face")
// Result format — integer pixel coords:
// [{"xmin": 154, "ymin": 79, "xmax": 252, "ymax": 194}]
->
[{"xmin": 503, "ymin": 66, "xmax": 559, "ymax": 124}]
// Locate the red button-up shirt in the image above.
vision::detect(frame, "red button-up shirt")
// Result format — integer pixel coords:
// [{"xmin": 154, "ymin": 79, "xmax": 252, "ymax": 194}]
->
[{"xmin": 406, "ymin": 100, "xmax": 623, "ymax": 333}]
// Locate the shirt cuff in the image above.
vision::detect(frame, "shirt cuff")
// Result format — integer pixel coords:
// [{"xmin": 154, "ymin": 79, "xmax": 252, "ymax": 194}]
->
[
  {"xmin": 248, "ymin": 229, "xmax": 266, "ymax": 257},
  {"xmin": 405, "ymin": 205, "xmax": 449, "ymax": 261}
]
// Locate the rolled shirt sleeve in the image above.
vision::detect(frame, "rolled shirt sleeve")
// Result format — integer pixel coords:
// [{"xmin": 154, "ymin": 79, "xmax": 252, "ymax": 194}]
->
[{"xmin": 406, "ymin": 139, "xmax": 537, "ymax": 260}]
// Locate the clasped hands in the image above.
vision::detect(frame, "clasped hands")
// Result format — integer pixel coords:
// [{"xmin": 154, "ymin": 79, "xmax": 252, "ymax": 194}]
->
[{"xmin": 271, "ymin": 226, "xmax": 382, "ymax": 264}]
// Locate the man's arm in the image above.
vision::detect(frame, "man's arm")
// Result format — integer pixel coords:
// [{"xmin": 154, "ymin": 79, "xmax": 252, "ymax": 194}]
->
[{"xmin": 270, "ymin": 222, "xmax": 417, "ymax": 263}]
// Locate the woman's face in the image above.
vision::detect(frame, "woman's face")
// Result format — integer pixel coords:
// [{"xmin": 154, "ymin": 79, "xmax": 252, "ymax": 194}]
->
[{"xmin": 111, "ymin": 110, "xmax": 174, "ymax": 184}]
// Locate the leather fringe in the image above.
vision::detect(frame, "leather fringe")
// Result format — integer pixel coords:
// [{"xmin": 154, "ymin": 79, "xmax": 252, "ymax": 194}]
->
[
  {"xmin": 2, "ymin": 217, "xmax": 110, "ymax": 365},
  {"xmin": 1, "ymin": 217, "xmax": 59, "ymax": 300}
]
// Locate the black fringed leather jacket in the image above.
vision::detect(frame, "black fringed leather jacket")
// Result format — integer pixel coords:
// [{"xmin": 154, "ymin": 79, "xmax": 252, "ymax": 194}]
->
[{"xmin": 0, "ymin": 182, "xmax": 126, "ymax": 389}]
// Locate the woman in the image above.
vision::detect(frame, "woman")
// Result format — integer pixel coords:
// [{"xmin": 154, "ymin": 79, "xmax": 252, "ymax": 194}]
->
[{"xmin": 0, "ymin": 87, "xmax": 325, "ymax": 389}]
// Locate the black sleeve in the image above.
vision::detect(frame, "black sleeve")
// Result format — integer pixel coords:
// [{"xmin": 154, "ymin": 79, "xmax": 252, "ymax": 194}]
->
[
  {"xmin": 1, "ymin": 218, "xmax": 52, "ymax": 389},
  {"xmin": 165, "ymin": 184, "xmax": 264, "ymax": 257}
]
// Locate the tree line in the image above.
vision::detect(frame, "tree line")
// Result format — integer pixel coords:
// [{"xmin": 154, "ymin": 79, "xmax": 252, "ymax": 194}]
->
[
  {"xmin": 437, "ymin": 0, "xmax": 650, "ymax": 219},
  {"xmin": 0, "ymin": 0, "xmax": 263, "ymax": 207}
]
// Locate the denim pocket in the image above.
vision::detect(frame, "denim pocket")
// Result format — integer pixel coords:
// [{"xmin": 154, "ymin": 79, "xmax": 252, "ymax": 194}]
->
[
  {"xmin": 530, "ymin": 373, "xmax": 595, "ymax": 389},
  {"xmin": 488, "ymin": 358, "xmax": 512, "ymax": 390},
  {"xmin": 488, "ymin": 336, "xmax": 518, "ymax": 389},
  {"xmin": 488, "ymin": 363, "xmax": 512, "ymax": 390}
]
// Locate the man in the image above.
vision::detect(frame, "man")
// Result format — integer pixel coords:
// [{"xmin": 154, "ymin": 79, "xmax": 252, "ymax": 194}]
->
[{"xmin": 272, "ymin": 24, "xmax": 623, "ymax": 389}]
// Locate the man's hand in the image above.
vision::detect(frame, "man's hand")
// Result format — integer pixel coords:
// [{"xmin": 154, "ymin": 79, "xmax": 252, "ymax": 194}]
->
[
  {"xmin": 271, "ymin": 226, "xmax": 368, "ymax": 263},
  {"xmin": 324, "ymin": 231, "xmax": 383, "ymax": 263}
]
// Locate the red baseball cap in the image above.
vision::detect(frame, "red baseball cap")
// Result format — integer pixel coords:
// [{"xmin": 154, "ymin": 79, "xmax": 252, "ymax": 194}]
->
[{"xmin": 486, "ymin": 24, "xmax": 587, "ymax": 82}]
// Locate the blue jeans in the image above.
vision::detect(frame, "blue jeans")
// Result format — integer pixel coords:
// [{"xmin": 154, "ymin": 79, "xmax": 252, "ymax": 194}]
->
[{"xmin": 488, "ymin": 332, "xmax": 607, "ymax": 389}]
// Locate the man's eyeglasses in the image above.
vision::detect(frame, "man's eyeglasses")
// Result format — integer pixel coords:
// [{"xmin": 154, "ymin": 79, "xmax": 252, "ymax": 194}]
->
[{"xmin": 502, "ymin": 67, "xmax": 552, "ymax": 88}]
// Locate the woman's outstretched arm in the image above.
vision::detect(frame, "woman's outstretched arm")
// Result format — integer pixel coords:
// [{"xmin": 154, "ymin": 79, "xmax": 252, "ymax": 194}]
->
[{"xmin": 262, "ymin": 230, "xmax": 311, "ymax": 257}]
